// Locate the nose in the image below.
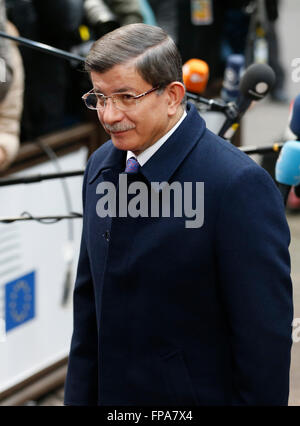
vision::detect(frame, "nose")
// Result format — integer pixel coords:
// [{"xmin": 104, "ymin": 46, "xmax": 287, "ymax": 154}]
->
[{"xmin": 99, "ymin": 97, "xmax": 124, "ymax": 125}]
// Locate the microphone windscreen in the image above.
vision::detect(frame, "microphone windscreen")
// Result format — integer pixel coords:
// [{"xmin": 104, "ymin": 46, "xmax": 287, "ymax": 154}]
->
[
  {"xmin": 239, "ymin": 63, "xmax": 276, "ymax": 101},
  {"xmin": 221, "ymin": 54, "xmax": 245, "ymax": 102},
  {"xmin": 182, "ymin": 59, "xmax": 209, "ymax": 94},
  {"xmin": 290, "ymin": 94, "xmax": 300, "ymax": 138},
  {"xmin": 275, "ymin": 141, "xmax": 300, "ymax": 185}
]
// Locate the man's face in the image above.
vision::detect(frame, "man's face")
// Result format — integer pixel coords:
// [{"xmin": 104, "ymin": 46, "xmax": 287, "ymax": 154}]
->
[{"xmin": 90, "ymin": 63, "xmax": 178, "ymax": 155}]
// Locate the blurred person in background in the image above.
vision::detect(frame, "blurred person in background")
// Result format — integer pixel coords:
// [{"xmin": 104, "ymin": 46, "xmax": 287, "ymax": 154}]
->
[
  {"xmin": 0, "ymin": 0, "xmax": 24, "ymax": 171},
  {"xmin": 84, "ymin": 0, "xmax": 143, "ymax": 39},
  {"xmin": 0, "ymin": 0, "xmax": 12, "ymax": 100},
  {"xmin": 5, "ymin": 0, "xmax": 143, "ymax": 142},
  {"xmin": 266, "ymin": 0, "xmax": 287, "ymax": 102}
]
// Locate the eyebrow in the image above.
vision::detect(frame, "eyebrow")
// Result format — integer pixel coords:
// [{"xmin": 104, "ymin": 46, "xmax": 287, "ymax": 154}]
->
[{"xmin": 93, "ymin": 86, "xmax": 137, "ymax": 94}]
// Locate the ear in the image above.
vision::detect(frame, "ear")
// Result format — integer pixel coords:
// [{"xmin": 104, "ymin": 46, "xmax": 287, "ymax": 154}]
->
[{"xmin": 166, "ymin": 82, "xmax": 186, "ymax": 116}]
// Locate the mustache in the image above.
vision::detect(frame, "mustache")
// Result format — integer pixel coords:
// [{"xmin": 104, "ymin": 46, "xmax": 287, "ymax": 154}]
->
[{"xmin": 104, "ymin": 123, "xmax": 136, "ymax": 132}]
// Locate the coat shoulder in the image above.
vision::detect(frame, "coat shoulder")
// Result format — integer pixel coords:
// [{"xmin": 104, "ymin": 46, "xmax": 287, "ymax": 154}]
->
[
  {"xmin": 193, "ymin": 127, "xmax": 272, "ymax": 183},
  {"xmin": 88, "ymin": 139, "xmax": 114, "ymax": 167}
]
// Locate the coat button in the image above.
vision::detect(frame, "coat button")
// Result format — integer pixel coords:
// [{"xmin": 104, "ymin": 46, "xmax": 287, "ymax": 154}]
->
[{"xmin": 103, "ymin": 230, "xmax": 110, "ymax": 242}]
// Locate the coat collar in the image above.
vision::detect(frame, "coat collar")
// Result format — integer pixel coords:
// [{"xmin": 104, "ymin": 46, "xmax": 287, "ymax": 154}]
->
[
  {"xmin": 140, "ymin": 103, "xmax": 206, "ymax": 183},
  {"xmin": 88, "ymin": 142, "xmax": 126, "ymax": 184},
  {"xmin": 88, "ymin": 102, "xmax": 206, "ymax": 184}
]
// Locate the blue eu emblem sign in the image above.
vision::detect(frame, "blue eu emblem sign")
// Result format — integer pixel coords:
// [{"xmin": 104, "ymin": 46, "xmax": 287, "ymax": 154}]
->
[{"xmin": 5, "ymin": 271, "xmax": 35, "ymax": 332}]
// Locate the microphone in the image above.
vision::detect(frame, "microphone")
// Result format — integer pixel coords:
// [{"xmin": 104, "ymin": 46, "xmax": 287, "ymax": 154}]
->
[
  {"xmin": 289, "ymin": 93, "xmax": 300, "ymax": 140},
  {"xmin": 221, "ymin": 54, "xmax": 245, "ymax": 103},
  {"xmin": 218, "ymin": 63, "xmax": 276, "ymax": 140},
  {"xmin": 275, "ymin": 141, "xmax": 300, "ymax": 205},
  {"xmin": 182, "ymin": 58, "xmax": 209, "ymax": 94},
  {"xmin": 287, "ymin": 94, "xmax": 300, "ymax": 199},
  {"xmin": 185, "ymin": 90, "xmax": 230, "ymax": 113}
]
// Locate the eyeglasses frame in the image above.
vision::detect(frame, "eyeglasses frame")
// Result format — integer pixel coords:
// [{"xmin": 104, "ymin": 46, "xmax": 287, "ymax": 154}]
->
[
  {"xmin": 81, "ymin": 86, "xmax": 161, "ymax": 111},
  {"xmin": 82, "ymin": 86, "xmax": 161, "ymax": 111}
]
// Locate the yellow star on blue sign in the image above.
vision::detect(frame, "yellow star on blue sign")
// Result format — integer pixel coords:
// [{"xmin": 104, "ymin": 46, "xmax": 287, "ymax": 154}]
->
[{"xmin": 5, "ymin": 271, "xmax": 35, "ymax": 332}]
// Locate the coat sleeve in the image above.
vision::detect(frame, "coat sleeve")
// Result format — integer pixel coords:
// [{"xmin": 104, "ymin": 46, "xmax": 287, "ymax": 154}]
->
[
  {"xmin": 64, "ymin": 160, "xmax": 99, "ymax": 406},
  {"xmin": 215, "ymin": 164, "xmax": 293, "ymax": 405}
]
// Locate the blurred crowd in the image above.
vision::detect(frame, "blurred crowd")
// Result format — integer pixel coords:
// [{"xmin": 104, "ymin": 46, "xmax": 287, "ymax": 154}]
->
[{"xmin": 0, "ymin": 0, "xmax": 286, "ymax": 171}]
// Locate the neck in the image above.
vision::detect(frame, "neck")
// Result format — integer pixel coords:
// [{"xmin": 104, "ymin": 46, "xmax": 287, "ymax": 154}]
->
[{"xmin": 168, "ymin": 106, "xmax": 185, "ymax": 130}]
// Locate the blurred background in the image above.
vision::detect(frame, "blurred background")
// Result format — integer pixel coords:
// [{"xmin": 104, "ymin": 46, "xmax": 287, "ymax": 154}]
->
[{"xmin": 0, "ymin": 0, "xmax": 299, "ymax": 405}]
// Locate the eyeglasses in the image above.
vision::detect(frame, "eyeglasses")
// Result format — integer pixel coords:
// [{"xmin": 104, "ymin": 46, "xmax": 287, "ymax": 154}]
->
[{"xmin": 82, "ymin": 86, "xmax": 160, "ymax": 111}]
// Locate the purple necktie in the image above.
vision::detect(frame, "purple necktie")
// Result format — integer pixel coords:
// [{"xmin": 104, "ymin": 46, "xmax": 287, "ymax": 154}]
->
[{"xmin": 125, "ymin": 157, "xmax": 140, "ymax": 173}]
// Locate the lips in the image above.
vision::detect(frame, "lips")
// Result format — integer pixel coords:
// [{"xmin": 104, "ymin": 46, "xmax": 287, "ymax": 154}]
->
[{"xmin": 111, "ymin": 129, "xmax": 131, "ymax": 135}]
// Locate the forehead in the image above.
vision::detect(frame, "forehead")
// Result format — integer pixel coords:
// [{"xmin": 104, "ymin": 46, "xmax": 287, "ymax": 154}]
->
[{"xmin": 90, "ymin": 63, "xmax": 149, "ymax": 94}]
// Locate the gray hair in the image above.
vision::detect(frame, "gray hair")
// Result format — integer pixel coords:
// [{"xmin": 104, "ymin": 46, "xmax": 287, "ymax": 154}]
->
[{"xmin": 85, "ymin": 23, "xmax": 184, "ymax": 89}]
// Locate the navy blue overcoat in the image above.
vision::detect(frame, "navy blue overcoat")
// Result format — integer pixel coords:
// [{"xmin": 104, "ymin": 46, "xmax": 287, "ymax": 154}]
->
[{"xmin": 64, "ymin": 103, "xmax": 293, "ymax": 406}]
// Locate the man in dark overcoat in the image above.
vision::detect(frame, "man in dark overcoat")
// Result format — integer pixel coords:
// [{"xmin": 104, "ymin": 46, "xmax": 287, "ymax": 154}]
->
[{"xmin": 64, "ymin": 23, "xmax": 293, "ymax": 406}]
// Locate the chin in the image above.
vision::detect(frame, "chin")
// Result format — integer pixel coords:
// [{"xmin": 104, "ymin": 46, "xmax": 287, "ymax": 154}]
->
[{"xmin": 111, "ymin": 135, "xmax": 141, "ymax": 153}]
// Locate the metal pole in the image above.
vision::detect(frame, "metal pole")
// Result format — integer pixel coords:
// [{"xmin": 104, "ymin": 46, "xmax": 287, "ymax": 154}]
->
[{"xmin": 0, "ymin": 31, "xmax": 85, "ymax": 63}]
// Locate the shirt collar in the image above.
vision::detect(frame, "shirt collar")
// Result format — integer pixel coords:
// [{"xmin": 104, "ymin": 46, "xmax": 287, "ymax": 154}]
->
[{"xmin": 126, "ymin": 109, "xmax": 187, "ymax": 166}]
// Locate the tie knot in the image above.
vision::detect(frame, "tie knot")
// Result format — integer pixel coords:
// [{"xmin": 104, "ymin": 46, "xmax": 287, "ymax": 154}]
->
[{"xmin": 125, "ymin": 157, "xmax": 140, "ymax": 174}]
